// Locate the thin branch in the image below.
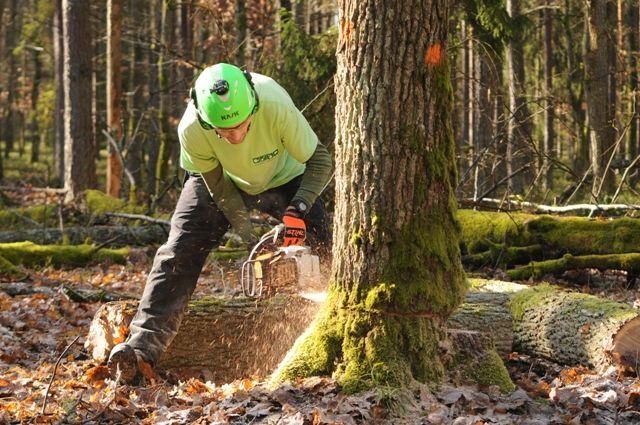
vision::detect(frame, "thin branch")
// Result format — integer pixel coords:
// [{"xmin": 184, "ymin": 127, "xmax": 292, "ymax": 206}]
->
[
  {"xmin": 104, "ymin": 212, "xmax": 170, "ymax": 227},
  {"xmin": 41, "ymin": 336, "xmax": 80, "ymax": 415},
  {"xmin": 477, "ymin": 164, "xmax": 531, "ymax": 201},
  {"xmin": 611, "ymin": 152, "xmax": 640, "ymax": 203},
  {"xmin": 102, "ymin": 129, "xmax": 137, "ymax": 189}
]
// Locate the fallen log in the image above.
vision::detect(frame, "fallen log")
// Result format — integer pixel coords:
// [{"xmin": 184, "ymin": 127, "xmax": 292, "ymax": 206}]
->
[
  {"xmin": 507, "ymin": 253, "xmax": 640, "ymax": 281},
  {"xmin": 458, "ymin": 210, "xmax": 640, "ymax": 274},
  {"xmin": 85, "ymin": 279, "xmax": 640, "ymax": 381},
  {"xmin": 85, "ymin": 294, "xmax": 320, "ymax": 383},
  {"xmin": 459, "ymin": 198, "xmax": 640, "ymax": 216},
  {"xmin": 449, "ymin": 280, "xmax": 640, "ymax": 372}
]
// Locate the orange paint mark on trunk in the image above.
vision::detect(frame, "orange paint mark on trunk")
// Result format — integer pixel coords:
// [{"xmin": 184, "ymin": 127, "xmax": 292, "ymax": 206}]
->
[
  {"xmin": 425, "ymin": 42, "xmax": 443, "ymax": 67},
  {"xmin": 338, "ymin": 18, "xmax": 354, "ymax": 51}
]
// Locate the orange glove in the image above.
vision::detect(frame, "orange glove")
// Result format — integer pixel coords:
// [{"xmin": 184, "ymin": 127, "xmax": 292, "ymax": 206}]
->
[{"xmin": 282, "ymin": 206, "xmax": 306, "ymax": 246}]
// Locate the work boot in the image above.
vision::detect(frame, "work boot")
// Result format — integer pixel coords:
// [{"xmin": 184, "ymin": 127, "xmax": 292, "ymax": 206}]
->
[{"xmin": 107, "ymin": 343, "xmax": 139, "ymax": 384}]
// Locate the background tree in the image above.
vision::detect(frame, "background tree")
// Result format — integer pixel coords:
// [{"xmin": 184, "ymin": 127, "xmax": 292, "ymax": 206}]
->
[
  {"xmin": 584, "ymin": 0, "xmax": 617, "ymax": 199},
  {"xmin": 62, "ymin": 0, "xmax": 96, "ymax": 202},
  {"xmin": 53, "ymin": 0, "xmax": 64, "ymax": 183},
  {"xmin": 106, "ymin": 0, "xmax": 123, "ymax": 198},
  {"xmin": 274, "ymin": 0, "xmax": 467, "ymax": 392}
]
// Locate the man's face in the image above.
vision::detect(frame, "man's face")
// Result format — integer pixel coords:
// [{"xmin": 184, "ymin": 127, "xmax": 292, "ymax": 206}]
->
[{"xmin": 215, "ymin": 116, "xmax": 253, "ymax": 144}]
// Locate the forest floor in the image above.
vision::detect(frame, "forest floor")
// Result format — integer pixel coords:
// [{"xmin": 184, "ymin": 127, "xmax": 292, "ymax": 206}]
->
[{"xmin": 2, "ymin": 189, "xmax": 640, "ymax": 424}]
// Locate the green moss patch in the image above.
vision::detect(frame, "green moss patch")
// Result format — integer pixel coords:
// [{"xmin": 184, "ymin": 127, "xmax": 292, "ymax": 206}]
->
[{"xmin": 0, "ymin": 205, "xmax": 58, "ymax": 230}]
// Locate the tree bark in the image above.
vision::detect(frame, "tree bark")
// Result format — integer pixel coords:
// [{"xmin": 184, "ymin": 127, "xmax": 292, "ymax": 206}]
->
[
  {"xmin": 273, "ymin": 0, "xmax": 467, "ymax": 392},
  {"xmin": 62, "ymin": 0, "xmax": 97, "ymax": 202},
  {"xmin": 107, "ymin": 0, "xmax": 123, "ymax": 198}
]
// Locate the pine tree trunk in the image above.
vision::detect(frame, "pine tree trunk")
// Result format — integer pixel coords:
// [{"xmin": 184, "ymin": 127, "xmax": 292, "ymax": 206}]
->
[
  {"xmin": 3, "ymin": 0, "xmax": 18, "ymax": 159},
  {"xmin": 107, "ymin": 0, "xmax": 123, "ymax": 198},
  {"xmin": 273, "ymin": 0, "xmax": 467, "ymax": 392},
  {"xmin": 29, "ymin": 48, "xmax": 42, "ymax": 164},
  {"xmin": 62, "ymin": 0, "xmax": 97, "ymax": 202},
  {"xmin": 506, "ymin": 0, "xmax": 533, "ymax": 194},
  {"xmin": 584, "ymin": 0, "xmax": 616, "ymax": 198},
  {"xmin": 146, "ymin": 0, "xmax": 161, "ymax": 206},
  {"xmin": 542, "ymin": 0, "xmax": 554, "ymax": 191},
  {"xmin": 53, "ymin": 0, "xmax": 65, "ymax": 184}
]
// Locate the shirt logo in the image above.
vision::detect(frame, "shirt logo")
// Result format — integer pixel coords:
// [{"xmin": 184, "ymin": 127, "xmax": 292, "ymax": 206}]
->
[{"xmin": 253, "ymin": 149, "xmax": 279, "ymax": 164}]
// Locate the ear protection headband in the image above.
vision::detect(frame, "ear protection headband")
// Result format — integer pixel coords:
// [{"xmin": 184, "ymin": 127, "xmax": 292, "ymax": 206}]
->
[{"xmin": 190, "ymin": 69, "xmax": 259, "ymax": 130}]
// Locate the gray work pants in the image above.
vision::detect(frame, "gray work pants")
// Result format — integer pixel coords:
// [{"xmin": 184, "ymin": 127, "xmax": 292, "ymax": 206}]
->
[{"xmin": 126, "ymin": 173, "xmax": 330, "ymax": 364}]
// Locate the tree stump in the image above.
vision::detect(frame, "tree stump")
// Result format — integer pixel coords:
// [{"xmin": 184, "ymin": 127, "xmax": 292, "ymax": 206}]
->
[{"xmin": 85, "ymin": 294, "xmax": 320, "ymax": 383}]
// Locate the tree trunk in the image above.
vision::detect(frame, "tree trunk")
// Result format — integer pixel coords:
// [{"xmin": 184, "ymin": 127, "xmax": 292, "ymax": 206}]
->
[
  {"xmin": 542, "ymin": 0, "xmax": 554, "ymax": 191},
  {"xmin": 154, "ymin": 0, "xmax": 174, "ymax": 202},
  {"xmin": 629, "ymin": 2, "xmax": 640, "ymax": 185},
  {"xmin": 107, "ymin": 0, "xmax": 123, "ymax": 198},
  {"xmin": 584, "ymin": 0, "xmax": 616, "ymax": 198},
  {"xmin": 29, "ymin": 48, "xmax": 42, "ymax": 164},
  {"xmin": 85, "ymin": 295, "xmax": 320, "ymax": 383},
  {"xmin": 273, "ymin": 0, "xmax": 467, "ymax": 393},
  {"xmin": 53, "ymin": 0, "xmax": 65, "ymax": 184},
  {"xmin": 146, "ymin": 0, "xmax": 161, "ymax": 206},
  {"xmin": 3, "ymin": 0, "xmax": 18, "ymax": 159},
  {"xmin": 62, "ymin": 0, "xmax": 97, "ymax": 202},
  {"xmin": 506, "ymin": 0, "xmax": 533, "ymax": 194},
  {"xmin": 235, "ymin": 0, "xmax": 247, "ymax": 66}
]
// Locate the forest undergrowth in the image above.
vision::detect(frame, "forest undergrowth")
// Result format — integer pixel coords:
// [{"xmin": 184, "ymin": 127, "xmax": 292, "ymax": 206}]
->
[{"xmin": 1, "ymin": 186, "xmax": 640, "ymax": 424}]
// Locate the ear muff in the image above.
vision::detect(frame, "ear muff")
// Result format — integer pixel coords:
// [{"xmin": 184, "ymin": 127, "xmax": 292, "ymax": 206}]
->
[
  {"xmin": 190, "ymin": 86, "xmax": 199, "ymax": 110},
  {"xmin": 241, "ymin": 69, "xmax": 260, "ymax": 114}
]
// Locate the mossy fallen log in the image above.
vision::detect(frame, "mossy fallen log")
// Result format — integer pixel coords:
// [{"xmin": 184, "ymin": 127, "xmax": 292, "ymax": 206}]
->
[
  {"xmin": 507, "ymin": 253, "xmax": 640, "ymax": 280},
  {"xmin": 458, "ymin": 209, "xmax": 640, "ymax": 270},
  {"xmin": 85, "ymin": 295, "xmax": 320, "ymax": 383},
  {"xmin": 0, "ymin": 225, "xmax": 168, "ymax": 246},
  {"xmin": 0, "ymin": 241, "xmax": 129, "ymax": 268},
  {"xmin": 510, "ymin": 284, "xmax": 640, "ymax": 372},
  {"xmin": 451, "ymin": 280, "xmax": 640, "ymax": 372}
]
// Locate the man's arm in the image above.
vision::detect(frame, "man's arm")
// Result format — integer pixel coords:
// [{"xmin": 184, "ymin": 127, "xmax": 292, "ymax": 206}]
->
[
  {"xmin": 200, "ymin": 167, "xmax": 254, "ymax": 242},
  {"xmin": 290, "ymin": 142, "xmax": 333, "ymax": 211}
]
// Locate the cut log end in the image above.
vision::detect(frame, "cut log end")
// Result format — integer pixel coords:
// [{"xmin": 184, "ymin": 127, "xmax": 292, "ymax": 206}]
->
[{"xmin": 611, "ymin": 316, "xmax": 640, "ymax": 372}]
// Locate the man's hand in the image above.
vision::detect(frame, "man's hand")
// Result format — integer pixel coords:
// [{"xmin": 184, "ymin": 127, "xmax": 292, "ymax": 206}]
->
[{"xmin": 282, "ymin": 206, "xmax": 306, "ymax": 246}]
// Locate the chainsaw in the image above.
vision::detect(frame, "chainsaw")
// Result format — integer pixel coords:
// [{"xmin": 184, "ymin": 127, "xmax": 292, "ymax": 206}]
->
[{"xmin": 240, "ymin": 224, "xmax": 322, "ymax": 297}]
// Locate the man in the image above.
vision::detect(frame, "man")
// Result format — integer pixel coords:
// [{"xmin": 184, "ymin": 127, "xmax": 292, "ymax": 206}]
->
[{"xmin": 107, "ymin": 63, "xmax": 333, "ymax": 383}]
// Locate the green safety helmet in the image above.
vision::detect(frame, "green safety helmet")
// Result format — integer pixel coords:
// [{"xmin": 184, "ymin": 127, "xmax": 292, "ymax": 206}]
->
[{"xmin": 191, "ymin": 63, "xmax": 257, "ymax": 128}]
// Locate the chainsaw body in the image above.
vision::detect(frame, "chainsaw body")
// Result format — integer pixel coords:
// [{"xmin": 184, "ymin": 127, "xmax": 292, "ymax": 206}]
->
[{"xmin": 240, "ymin": 225, "xmax": 321, "ymax": 297}]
